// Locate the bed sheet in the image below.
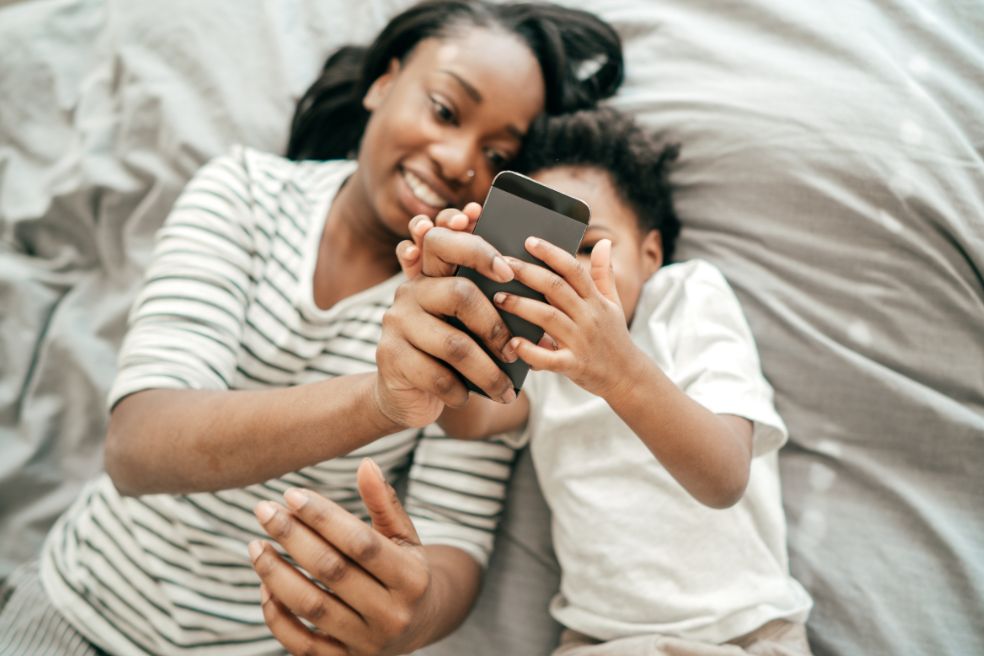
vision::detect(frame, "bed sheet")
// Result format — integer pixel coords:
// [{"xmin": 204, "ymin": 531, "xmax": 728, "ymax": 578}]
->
[{"xmin": 1, "ymin": 1, "xmax": 982, "ymax": 655}]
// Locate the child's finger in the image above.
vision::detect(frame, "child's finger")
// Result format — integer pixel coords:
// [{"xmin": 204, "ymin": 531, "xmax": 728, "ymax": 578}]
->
[
  {"xmin": 510, "ymin": 337, "xmax": 576, "ymax": 373},
  {"xmin": 462, "ymin": 202, "xmax": 482, "ymax": 231},
  {"xmin": 590, "ymin": 239, "xmax": 619, "ymax": 303},
  {"xmin": 396, "ymin": 240, "xmax": 422, "ymax": 279},
  {"xmin": 503, "ymin": 256, "xmax": 583, "ymax": 320},
  {"xmin": 409, "ymin": 215, "xmax": 435, "ymax": 246},
  {"xmin": 523, "ymin": 237, "xmax": 594, "ymax": 298},
  {"xmin": 493, "ymin": 292, "xmax": 577, "ymax": 346},
  {"xmin": 433, "ymin": 208, "xmax": 469, "ymax": 231},
  {"xmin": 537, "ymin": 332, "xmax": 559, "ymax": 351}
]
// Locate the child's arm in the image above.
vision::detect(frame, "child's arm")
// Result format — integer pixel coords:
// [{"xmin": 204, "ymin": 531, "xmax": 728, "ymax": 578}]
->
[
  {"xmin": 498, "ymin": 237, "xmax": 752, "ymax": 509},
  {"xmin": 437, "ymin": 391, "xmax": 530, "ymax": 440}
]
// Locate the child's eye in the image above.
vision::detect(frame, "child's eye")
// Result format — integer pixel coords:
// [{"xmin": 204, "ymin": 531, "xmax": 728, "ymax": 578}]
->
[
  {"xmin": 430, "ymin": 96, "xmax": 457, "ymax": 125},
  {"xmin": 577, "ymin": 243, "xmax": 595, "ymax": 256}
]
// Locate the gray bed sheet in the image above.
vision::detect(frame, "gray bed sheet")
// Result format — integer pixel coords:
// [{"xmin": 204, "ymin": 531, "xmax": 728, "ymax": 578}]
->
[{"xmin": 2, "ymin": 1, "xmax": 982, "ymax": 655}]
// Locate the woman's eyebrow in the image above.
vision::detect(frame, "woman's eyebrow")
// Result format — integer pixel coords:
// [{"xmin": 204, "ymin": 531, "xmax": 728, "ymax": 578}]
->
[
  {"xmin": 440, "ymin": 69, "xmax": 482, "ymax": 102},
  {"xmin": 439, "ymin": 69, "xmax": 524, "ymax": 140}
]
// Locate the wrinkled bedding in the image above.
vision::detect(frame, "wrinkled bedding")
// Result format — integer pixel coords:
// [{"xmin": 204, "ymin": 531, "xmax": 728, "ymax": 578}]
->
[{"xmin": 1, "ymin": 1, "xmax": 982, "ymax": 655}]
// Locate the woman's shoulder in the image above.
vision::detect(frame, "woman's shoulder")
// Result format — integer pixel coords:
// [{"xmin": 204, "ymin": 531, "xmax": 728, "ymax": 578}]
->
[{"xmin": 217, "ymin": 145, "xmax": 356, "ymax": 189}]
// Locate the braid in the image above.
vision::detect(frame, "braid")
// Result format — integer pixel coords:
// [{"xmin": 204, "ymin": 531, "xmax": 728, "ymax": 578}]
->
[{"xmin": 287, "ymin": 0, "xmax": 624, "ymax": 161}]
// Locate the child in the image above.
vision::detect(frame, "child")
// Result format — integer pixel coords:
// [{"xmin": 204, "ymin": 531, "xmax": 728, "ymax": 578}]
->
[{"xmin": 387, "ymin": 107, "xmax": 814, "ymax": 654}]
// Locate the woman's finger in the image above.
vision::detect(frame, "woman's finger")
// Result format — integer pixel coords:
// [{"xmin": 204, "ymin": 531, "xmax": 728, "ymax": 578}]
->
[
  {"xmin": 408, "ymin": 276, "xmax": 516, "ymax": 367},
  {"xmin": 254, "ymin": 501, "xmax": 389, "ymax": 620},
  {"xmin": 376, "ymin": 321, "xmax": 471, "ymax": 409},
  {"xmin": 357, "ymin": 458, "xmax": 421, "ymax": 545},
  {"xmin": 394, "ymin": 302, "xmax": 515, "ymax": 404},
  {"xmin": 420, "ymin": 227, "xmax": 513, "ymax": 282},
  {"xmin": 276, "ymin": 489, "xmax": 422, "ymax": 592},
  {"xmin": 260, "ymin": 585, "xmax": 350, "ymax": 656},
  {"xmin": 493, "ymin": 292, "xmax": 577, "ymax": 346},
  {"xmin": 249, "ymin": 540, "xmax": 367, "ymax": 643},
  {"xmin": 524, "ymin": 237, "xmax": 595, "ymax": 298}
]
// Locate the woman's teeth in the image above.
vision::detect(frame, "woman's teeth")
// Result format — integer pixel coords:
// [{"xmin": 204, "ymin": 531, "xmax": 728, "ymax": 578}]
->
[{"xmin": 403, "ymin": 171, "xmax": 448, "ymax": 208}]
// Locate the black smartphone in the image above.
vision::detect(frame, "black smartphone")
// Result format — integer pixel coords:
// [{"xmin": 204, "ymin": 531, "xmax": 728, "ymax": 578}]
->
[{"xmin": 451, "ymin": 170, "xmax": 590, "ymax": 396}]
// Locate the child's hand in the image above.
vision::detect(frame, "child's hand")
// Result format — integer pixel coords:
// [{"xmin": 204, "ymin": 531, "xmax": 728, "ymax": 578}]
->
[
  {"xmin": 495, "ymin": 237, "xmax": 640, "ymax": 400},
  {"xmin": 398, "ymin": 203, "xmax": 490, "ymax": 279}
]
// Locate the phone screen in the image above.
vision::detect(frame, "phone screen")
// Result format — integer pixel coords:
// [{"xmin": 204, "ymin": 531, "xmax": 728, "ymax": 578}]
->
[{"xmin": 452, "ymin": 171, "xmax": 590, "ymax": 396}]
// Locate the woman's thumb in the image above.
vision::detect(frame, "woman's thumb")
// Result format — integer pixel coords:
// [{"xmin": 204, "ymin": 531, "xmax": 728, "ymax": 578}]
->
[{"xmin": 357, "ymin": 458, "xmax": 420, "ymax": 546}]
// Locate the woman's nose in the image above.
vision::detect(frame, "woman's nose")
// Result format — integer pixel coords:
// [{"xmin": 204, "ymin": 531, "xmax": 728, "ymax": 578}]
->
[{"xmin": 430, "ymin": 138, "xmax": 480, "ymax": 187}]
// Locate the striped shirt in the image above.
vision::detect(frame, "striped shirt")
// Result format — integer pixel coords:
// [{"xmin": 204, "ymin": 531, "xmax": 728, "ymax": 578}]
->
[{"xmin": 39, "ymin": 147, "xmax": 516, "ymax": 655}]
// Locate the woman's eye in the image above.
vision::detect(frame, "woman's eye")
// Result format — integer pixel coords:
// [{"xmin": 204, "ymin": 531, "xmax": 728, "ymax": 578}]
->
[
  {"xmin": 485, "ymin": 148, "xmax": 508, "ymax": 170},
  {"xmin": 430, "ymin": 97, "xmax": 456, "ymax": 125},
  {"xmin": 577, "ymin": 243, "xmax": 595, "ymax": 256}
]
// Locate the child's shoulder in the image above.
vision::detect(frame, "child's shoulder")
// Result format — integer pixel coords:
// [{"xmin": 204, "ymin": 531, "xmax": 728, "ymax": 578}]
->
[
  {"xmin": 644, "ymin": 258, "xmax": 736, "ymax": 303},
  {"xmin": 636, "ymin": 259, "xmax": 746, "ymax": 328}
]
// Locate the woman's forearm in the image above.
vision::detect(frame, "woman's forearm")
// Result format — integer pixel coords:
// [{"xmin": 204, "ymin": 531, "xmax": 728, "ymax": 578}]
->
[{"xmin": 104, "ymin": 373, "xmax": 402, "ymax": 496}]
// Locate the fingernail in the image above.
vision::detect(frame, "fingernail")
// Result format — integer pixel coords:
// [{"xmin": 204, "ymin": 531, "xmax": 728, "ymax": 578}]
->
[
  {"xmin": 405, "ymin": 245, "xmax": 418, "ymax": 260},
  {"xmin": 255, "ymin": 501, "xmax": 276, "ymax": 523},
  {"xmin": 283, "ymin": 488, "xmax": 309, "ymax": 510},
  {"xmin": 260, "ymin": 583, "xmax": 271, "ymax": 604},
  {"xmin": 493, "ymin": 292, "xmax": 507, "ymax": 306},
  {"xmin": 500, "ymin": 388, "xmax": 517, "ymax": 404},
  {"xmin": 365, "ymin": 457, "xmax": 385, "ymax": 482},
  {"xmin": 526, "ymin": 237, "xmax": 540, "ymax": 249},
  {"xmin": 501, "ymin": 342, "xmax": 516, "ymax": 363},
  {"xmin": 248, "ymin": 540, "xmax": 263, "ymax": 563},
  {"xmin": 492, "ymin": 256, "xmax": 514, "ymax": 282}
]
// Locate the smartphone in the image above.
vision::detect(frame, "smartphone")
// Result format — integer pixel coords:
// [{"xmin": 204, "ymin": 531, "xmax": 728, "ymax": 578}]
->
[{"xmin": 451, "ymin": 170, "xmax": 590, "ymax": 396}]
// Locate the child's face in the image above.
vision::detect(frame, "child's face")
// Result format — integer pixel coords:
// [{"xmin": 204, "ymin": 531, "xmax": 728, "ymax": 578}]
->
[{"xmin": 532, "ymin": 166, "xmax": 663, "ymax": 324}]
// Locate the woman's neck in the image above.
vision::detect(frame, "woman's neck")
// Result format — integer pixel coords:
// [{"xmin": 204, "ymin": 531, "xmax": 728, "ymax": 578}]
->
[{"xmin": 313, "ymin": 171, "xmax": 402, "ymax": 310}]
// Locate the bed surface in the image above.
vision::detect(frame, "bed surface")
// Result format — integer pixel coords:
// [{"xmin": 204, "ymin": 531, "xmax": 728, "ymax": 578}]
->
[{"xmin": 2, "ymin": 1, "xmax": 982, "ymax": 654}]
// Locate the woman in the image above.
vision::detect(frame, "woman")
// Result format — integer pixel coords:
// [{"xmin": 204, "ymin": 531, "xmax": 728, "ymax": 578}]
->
[{"xmin": 0, "ymin": 1, "xmax": 622, "ymax": 655}]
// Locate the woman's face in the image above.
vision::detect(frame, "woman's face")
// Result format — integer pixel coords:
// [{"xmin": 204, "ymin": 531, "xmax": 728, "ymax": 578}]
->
[{"xmin": 357, "ymin": 27, "xmax": 546, "ymax": 236}]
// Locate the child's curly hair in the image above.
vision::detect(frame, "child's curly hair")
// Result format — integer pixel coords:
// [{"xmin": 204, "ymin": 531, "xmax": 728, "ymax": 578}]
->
[{"xmin": 513, "ymin": 107, "xmax": 681, "ymax": 263}]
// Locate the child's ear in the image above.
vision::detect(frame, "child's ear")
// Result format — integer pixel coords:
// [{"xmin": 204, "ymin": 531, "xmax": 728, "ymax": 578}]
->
[
  {"xmin": 641, "ymin": 229, "xmax": 664, "ymax": 277},
  {"xmin": 363, "ymin": 58, "xmax": 401, "ymax": 111}
]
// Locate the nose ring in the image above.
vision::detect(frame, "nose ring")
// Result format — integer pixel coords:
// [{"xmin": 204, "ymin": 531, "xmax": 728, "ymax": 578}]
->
[{"xmin": 465, "ymin": 169, "xmax": 475, "ymax": 180}]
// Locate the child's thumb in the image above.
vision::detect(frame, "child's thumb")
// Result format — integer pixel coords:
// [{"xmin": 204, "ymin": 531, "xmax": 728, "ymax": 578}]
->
[
  {"xmin": 590, "ymin": 239, "xmax": 618, "ymax": 302},
  {"xmin": 357, "ymin": 458, "xmax": 421, "ymax": 546}
]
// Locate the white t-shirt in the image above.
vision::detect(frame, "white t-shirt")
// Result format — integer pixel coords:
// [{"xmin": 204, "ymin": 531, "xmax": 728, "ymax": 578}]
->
[{"xmin": 519, "ymin": 259, "xmax": 812, "ymax": 644}]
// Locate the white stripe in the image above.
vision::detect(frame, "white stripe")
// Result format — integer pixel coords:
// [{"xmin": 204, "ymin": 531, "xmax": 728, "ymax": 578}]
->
[{"xmin": 43, "ymin": 148, "xmax": 516, "ymax": 652}]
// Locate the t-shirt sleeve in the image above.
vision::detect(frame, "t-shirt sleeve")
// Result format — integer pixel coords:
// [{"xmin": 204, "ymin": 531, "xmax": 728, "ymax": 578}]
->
[
  {"xmin": 662, "ymin": 261, "xmax": 788, "ymax": 457},
  {"xmin": 404, "ymin": 423, "xmax": 519, "ymax": 568},
  {"xmin": 108, "ymin": 148, "xmax": 257, "ymax": 410}
]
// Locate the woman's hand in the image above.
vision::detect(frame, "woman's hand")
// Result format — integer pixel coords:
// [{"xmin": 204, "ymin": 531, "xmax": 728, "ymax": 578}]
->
[
  {"xmin": 397, "ymin": 203, "xmax": 512, "ymax": 280},
  {"xmin": 250, "ymin": 459, "xmax": 465, "ymax": 656},
  {"xmin": 494, "ymin": 237, "xmax": 639, "ymax": 400},
  {"xmin": 373, "ymin": 204, "xmax": 521, "ymax": 426}
]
